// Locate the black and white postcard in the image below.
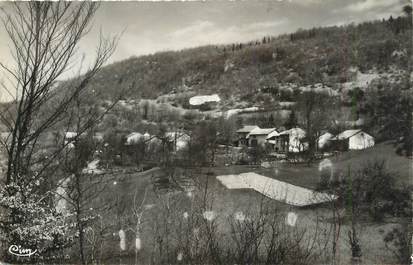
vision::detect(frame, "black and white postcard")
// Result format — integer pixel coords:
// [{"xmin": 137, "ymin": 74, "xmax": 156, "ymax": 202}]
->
[{"xmin": 0, "ymin": 1, "xmax": 411, "ymax": 264}]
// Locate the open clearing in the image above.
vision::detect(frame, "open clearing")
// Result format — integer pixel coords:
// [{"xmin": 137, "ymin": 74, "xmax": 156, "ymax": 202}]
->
[
  {"xmin": 216, "ymin": 172, "xmax": 336, "ymax": 206},
  {"xmin": 95, "ymin": 163, "xmax": 403, "ymax": 265},
  {"xmin": 52, "ymin": 141, "xmax": 410, "ymax": 264}
]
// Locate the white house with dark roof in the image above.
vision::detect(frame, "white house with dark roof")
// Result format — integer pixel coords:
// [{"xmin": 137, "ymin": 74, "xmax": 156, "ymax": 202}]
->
[
  {"xmin": 165, "ymin": 131, "xmax": 190, "ymax": 151},
  {"xmin": 125, "ymin": 132, "xmax": 145, "ymax": 145},
  {"xmin": 317, "ymin": 132, "xmax": 334, "ymax": 150},
  {"xmin": 330, "ymin": 129, "xmax": 374, "ymax": 151},
  {"xmin": 236, "ymin": 125, "xmax": 259, "ymax": 146},
  {"xmin": 64, "ymin": 131, "xmax": 78, "ymax": 148},
  {"xmin": 266, "ymin": 127, "xmax": 306, "ymax": 153},
  {"xmin": 125, "ymin": 132, "xmax": 158, "ymax": 145},
  {"xmin": 247, "ymin": 127, "xmax": 277, "ymax": 147}
]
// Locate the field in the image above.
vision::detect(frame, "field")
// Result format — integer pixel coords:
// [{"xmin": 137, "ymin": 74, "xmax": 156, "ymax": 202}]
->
[
  {"xmin": 85, "ymin": 142, "xmax": 411, "ymax": 264},
  {"xmin": 331, "ymin": 141, "xmax": 412, "ymax": 186}
]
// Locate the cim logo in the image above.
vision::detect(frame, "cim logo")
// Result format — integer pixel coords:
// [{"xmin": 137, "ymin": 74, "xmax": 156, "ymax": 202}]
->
[{"xmin": 8, "ymin": 245, "xmax": 37, "ymax": 257}]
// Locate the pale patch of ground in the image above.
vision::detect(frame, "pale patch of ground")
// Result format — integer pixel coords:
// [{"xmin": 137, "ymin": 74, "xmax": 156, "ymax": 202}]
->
[
  {"xmin": 82, "ymin": 159, "xmax": 104, "ymax": 175},
  {"xmin": 301, "ymin": 83, "xmax": 339, "ymax": 96},
  {"xmin": 342, "ymin": 70, "xmax": 380, "ymax": 91},
  {"xmin": 216, "ymin": 172, "xmax": 336, "ymax": 206},
  {"xmin": 189, "ymin": 94, "xmax": 220, "ymax": 106},
  {"xmin": 223, "ymin": 106, "xmax": 260, "ymax": 117}
]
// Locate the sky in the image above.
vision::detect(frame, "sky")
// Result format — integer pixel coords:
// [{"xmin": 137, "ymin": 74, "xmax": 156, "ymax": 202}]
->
[{"xmin": 0, "ymin": 0, "xmax": 408, "ymax": 101}]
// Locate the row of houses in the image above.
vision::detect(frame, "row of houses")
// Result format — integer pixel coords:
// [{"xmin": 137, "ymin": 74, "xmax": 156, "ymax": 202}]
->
[
  {"xmin": 236, "ymin": 125, "xmax": 375, "ymax": 153},
  {"xmin": 125, "ymin": 131, "xmax": 190, "ymax": 152},
  {"xmin": 63, "ymin": 126, "xmax": 374, "ymax": 156},
  {"xmin": 63, "ymin": 130, "xmax": 191, "ymax": 153}
]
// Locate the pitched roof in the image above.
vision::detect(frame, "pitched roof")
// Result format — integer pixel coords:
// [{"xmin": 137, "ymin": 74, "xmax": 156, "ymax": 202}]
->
[
  {"xmin": 126, "ymin": 132, "xmax": 144, "ymax": 145},
  {"xmin": 317, "ymin": 132, "xmax": 334, "ymax": 148},
  {"xmin": 273, "ymin": 127, "xmax": 306, "ymax": 138},
  {"xmin": 236, "ymin": 125, "xmax": 259, "ymax": 133},
  {"xmin": 266, "ymin": 130, "xmax": 279, "ymax": 139},
  {"xmin": 247, "ymin": 128, "xmax": 276, "ymax": 138},
  {"xmin": 331, "ymin": 129, "xmax": 363, "ymax": 140},
  {"xmin": 317, "ymin": 132, "xmax": 333, "ymax": 140}
]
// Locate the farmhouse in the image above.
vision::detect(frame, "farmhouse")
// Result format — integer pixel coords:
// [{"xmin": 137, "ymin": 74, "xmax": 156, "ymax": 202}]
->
[
  {"xmin": 330, "ymin": 129, "xmax": 375, "ymax": 151},
  {"xmin": 247, "ymin": 127, "xmax": 277, "ymax": 147},
  {"xmin": 165, "ymin": 131, "xmax": 190, "ymax": 151},
  {"xmin": 236, "ymin": 125, "xmax": 259, "ymax": 147},
  {"xmin": 125, "ymin": 132, "xmax": 145, "ymax": 145},
  {"xmin": 267, "ymin": 127, "xmax": 307, "ymax": 153},
  {"xmin": 64, "ymin": 131, "xmax": 78, "ymax": 148},
  {"xmin": 125, "ymin": 132, "xmax": 159, "ymax": 145},
  {"xmin": 317, "ymin": 132, "xmax": 334, "ymax": 150},
  {"xmin": 65, "ymin": 131, "xmax": 77, "ymax": 140}
]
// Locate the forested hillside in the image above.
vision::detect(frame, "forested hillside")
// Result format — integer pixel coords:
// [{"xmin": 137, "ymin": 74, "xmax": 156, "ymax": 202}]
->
[{"xmin": 82, "ymin": 14, "xmax": 411, "ymax": 105}]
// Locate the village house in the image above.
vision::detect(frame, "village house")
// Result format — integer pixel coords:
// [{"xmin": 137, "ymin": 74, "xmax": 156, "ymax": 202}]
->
[
  {"xmin": 125, "ymin": 132, "xmax": 158, "ymax": 145},
  {"xmin": 164, "ymin": 131, "xmax": 190, "ymax": 152},
  {"xmin": 266, "ymin": 127, "xmax": 307, "ymax": 153},
  {"xmin": 247, "ymin": 127, "xmax": 277, "ymax": 147},
  {"xmin": 125, "ymin": 132, "xmax": 145, "ymax": 145},
  {"xmin": 65, "ymin": 131, "xmax": 77, "ymax": 141},
  {"xmin": 317, "ymin": 132, "xmax": 334, "ymax": 151},
  {"xmin": 126, "ymin": 131, "xmax": 190, "ymax": 153},
  {"xmin": 61, "ymin": 131, "xmax": 104, "ymax": 148},
  {"xmin": 330, "ymin": 129, "xmax": 375, "ymax": 151},
  {"xmin": 236, "ymin": 125, "xmax": 259, "ymax": 147},
  {"xmin": 63, "ymin": 131, "xmax": 78, "ymax": 148}
]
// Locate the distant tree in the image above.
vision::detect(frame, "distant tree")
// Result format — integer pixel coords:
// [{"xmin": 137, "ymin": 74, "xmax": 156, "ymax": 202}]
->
[
  {"xmin": 296, "ymin": 90, "xmax": 333, "ymax": 161},
  {"xmin": 217, "ymin": 116, "xmax": 236, "ymax": 148},
  {"xmin": 142, "ymin": 101, "xmax": 149, "ymax": 120},
  {"xmin": 125, "ymin": 139, "xmax": 146, "ymax": 166},
  {"xmin": 60, "ymin": 133, "xmax": 96, "ymax": 265},
  {"xmin": 268, "ymin": 114, "xmax": 275, "ymax": 127},
  {"xmin": 403, "ymin": 5, "xmax": 412, "ymax": 17},
  {"xmin": 156, "ymin": 124, "xmax": 174, "ymax": 166},
  {"xmin": 262, "ymin": 36, "xmax": 267, "ymax": 44},
  {"xmin": 363, "ymin": 83, "xmax": 412, "ymax": 156},
  {"xmin": 236, "ymin": 116, "xmax": 244, "ymax": 129},
  {"xmin": 383, "ymin": 220, "xmax": 412, "ymax": 264},
  {"xmin": 284, "ymin": 110, "xmax": 298, "ymax": 129},
  {"xmin": 247, "ymin": 144, "xmax": 266, "ymax": 165},
  {"xmin": 187, "ymin": 121, "xmax": 218, "ymax": 166},
  {"xmin": 102, "ymin": 130, "xmax": 127, "ymax": 167},
  {"xmin": 402, "ymin": 5, "xmax": 413, "ymax": 31},
  {"xmin": 279, "ymin": 89, "xmax": 294, "ymax": 101},
  {"xmin": 0, "ymin": 2, "xmax": 118, "ymax": 261}
]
